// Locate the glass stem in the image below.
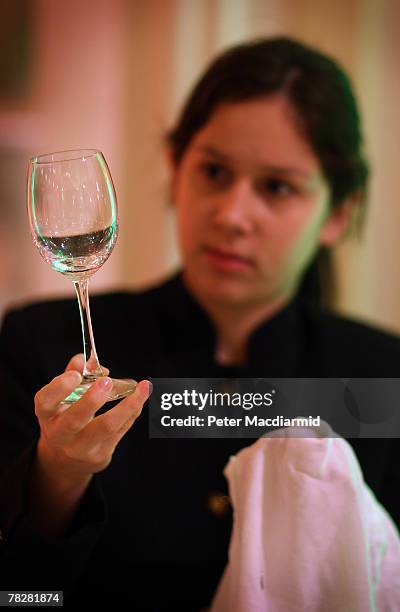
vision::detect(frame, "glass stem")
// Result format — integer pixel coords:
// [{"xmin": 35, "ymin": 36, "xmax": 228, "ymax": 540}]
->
[{"xmin": 74, "ymin": 279, "xmax": 103, "ymax": 380}]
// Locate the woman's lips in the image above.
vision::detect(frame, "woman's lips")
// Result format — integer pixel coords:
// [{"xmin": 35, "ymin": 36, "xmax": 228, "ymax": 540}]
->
[{"xmin": 203, "ymin": 246, "xmax": 254, "ymax": 271}]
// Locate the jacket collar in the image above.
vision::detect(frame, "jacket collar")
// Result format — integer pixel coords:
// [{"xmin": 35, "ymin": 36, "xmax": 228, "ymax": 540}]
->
[{"xmin": 161, "ymin": 272, "xmax": 304, "ymax": 375}]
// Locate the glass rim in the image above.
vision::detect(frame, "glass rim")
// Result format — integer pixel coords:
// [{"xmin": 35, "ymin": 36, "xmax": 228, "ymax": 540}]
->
[{"xmin": 29, "ymin": 149, "xmax": 102, "ymax": 165}]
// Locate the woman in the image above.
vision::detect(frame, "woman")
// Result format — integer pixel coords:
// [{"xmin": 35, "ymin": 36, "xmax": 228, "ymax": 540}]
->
[{"xmin": 0, "ymin": 37, "xmax": 399, "ymax": 610}]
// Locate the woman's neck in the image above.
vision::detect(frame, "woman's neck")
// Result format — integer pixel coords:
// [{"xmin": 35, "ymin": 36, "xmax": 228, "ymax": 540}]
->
[{"xmin": 211, "ymin": 299, "xmax": 288, "ymax": 366}]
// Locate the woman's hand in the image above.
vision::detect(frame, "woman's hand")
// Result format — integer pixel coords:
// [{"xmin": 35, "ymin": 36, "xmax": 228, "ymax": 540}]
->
[{"xmin": 29, "ymin": 354, "xmax": 152, "ymax": 537}]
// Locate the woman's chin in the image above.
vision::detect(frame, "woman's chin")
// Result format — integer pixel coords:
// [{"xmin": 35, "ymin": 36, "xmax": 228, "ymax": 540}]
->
[{"xmin": 186, "ymin": 272, "xmax": 260, "ymax": 308}]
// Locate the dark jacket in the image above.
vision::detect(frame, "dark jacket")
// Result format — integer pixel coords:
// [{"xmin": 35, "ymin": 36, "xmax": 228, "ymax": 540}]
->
[{"xmin": 1, "ymin": 274, "xmax": 400, "ymax": 611}]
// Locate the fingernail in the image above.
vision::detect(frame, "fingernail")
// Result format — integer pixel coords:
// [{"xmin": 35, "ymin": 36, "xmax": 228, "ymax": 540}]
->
[
  {"xmin": 99, "ymin": 377, "xmax": 112, "ymax": 390},
  {"xmin": 147, "ymin": 381, "xmax": 153, "ymax": 395}
]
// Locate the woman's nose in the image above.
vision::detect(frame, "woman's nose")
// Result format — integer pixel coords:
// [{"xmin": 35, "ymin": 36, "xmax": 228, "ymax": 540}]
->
[{"xmin": 211, "ymin": 181, "xmax": 255, "ymax": 235}]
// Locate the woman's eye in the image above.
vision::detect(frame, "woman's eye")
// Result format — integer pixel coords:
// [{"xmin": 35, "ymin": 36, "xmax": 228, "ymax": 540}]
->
[
  {"xmin": 262, "ymin": 178, "xmax": 295, "ymax": 198},
  {"xmin": 200, "ymin": 162, "xmax": 229, "ymax": 184}
]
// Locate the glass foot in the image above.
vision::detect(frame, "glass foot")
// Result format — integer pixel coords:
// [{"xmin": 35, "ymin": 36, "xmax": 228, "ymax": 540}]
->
[{"xmin": 60, "ymin": 376, "xmax": 137, "ymax": 405}]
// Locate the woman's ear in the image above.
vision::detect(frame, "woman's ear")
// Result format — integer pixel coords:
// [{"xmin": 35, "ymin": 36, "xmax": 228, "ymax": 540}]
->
[{"xmin": 319, "ymin": 193, "xmax": 360, "ymax": 246}]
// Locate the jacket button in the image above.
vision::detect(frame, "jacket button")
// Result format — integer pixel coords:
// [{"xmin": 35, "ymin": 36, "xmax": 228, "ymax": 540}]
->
[{"xmin": 207, "ymin": 490, "xmax": 231, "ymax": 517}]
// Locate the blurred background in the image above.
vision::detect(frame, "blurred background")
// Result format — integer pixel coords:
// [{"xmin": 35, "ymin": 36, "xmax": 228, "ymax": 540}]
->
[{"xmin": 0, "ymin": 0, "xmax": 399, "ymax": 333}]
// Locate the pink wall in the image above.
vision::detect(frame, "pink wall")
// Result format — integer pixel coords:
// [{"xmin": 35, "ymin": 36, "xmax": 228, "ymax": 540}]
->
[{"xmin": 0, "ymin": 0, "xmax": 128, "ymax": 310}]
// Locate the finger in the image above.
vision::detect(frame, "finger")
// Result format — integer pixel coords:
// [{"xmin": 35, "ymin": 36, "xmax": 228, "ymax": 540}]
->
[
  {"xmin": 65, "ymin": 354, "xmax": 85, "ymax": 373},
  {"xmin": 65, "ymin": 354, "xmax": 110, "ymax": 376},
  {"xmin": 59, "ymin": 377, "xmax": 114, "ymax": 435},
  {"xmin": 95, "ymin": 413, "xmax": 138, "ymax": 459},
  {"xmin": 35, "ymin": 370, "xmax": 82, "ymax": 420},
  {"xmin": 80, "ymin": 380, "xmax": 151, "ymax": 443}
]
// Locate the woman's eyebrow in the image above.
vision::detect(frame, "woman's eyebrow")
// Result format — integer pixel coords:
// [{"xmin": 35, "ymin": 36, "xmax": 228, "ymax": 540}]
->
[
  {"xmin": 193, "ymin": 144, "xmax": 230, "ymax": 161},
  {"xmin": 193, "ymin": 144, "xmax": 312, "ymax": 179}
]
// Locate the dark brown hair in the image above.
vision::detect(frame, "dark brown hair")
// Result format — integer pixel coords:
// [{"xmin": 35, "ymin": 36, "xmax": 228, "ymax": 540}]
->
[{"xmin": 168, "ymin": 37, "xmax": 369, "ymax": 209}]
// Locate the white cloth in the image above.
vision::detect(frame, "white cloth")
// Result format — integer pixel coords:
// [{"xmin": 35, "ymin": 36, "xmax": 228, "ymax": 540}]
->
[{"xmin": 210, "ymin": 423, "xmax": 400, "ymax": 612}]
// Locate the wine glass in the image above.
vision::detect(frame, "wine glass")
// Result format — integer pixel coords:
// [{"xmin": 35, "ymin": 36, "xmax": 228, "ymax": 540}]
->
[{"xmin": 27, "ymin": 148, "xmax": 137, "ymax": 404}]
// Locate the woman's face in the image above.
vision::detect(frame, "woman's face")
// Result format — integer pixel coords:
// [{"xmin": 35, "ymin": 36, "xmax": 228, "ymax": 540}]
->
[{"xmin": 172, "ymin": 95, "xmax": 347, "ymax": 308}]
